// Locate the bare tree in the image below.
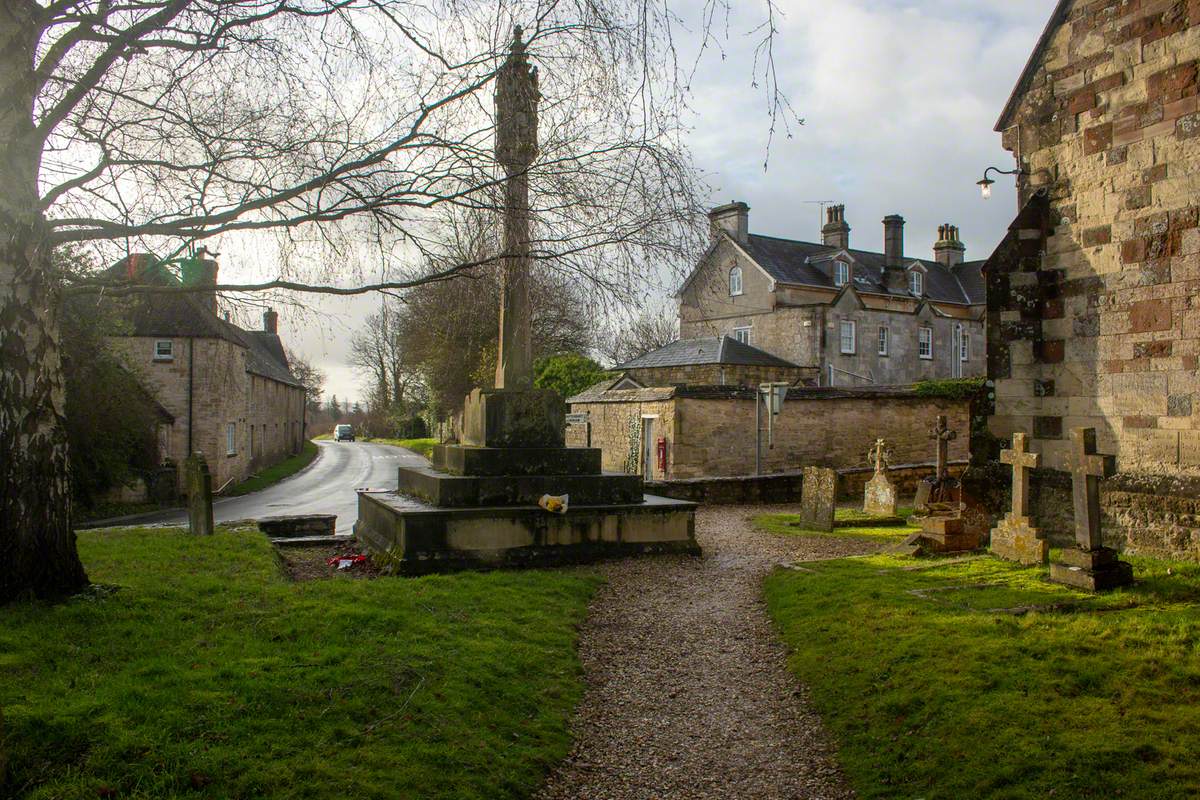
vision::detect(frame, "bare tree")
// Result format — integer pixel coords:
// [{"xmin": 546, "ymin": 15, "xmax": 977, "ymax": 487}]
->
[
  {"xmin": 0, "ymin": 0, "xmax": 794, "ymax": 600},
  {"xmin": 285, "ymin": 349, "xmax": 326, "ymax": 414},
  {"xmin": 600, "ymin": 304, "xmax": 681, "ymax": 366}
]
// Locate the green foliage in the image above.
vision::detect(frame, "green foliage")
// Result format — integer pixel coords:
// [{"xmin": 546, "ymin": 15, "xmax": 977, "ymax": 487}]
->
[
  {"xmin": 1, "ymin": 527, "xmax": 599, "ymax": 799},
  {"xmin": 755, "ymin": 507, "xmax": 916, "ymax": 541},
  {"xmin": 369, "ymin": 438, "xmax": 438, "ymax": 459},
  {"xmin": 60, "ymin": 293, "xmax": 162, "ymax": 508},
  {"xmin": 224, "ymin": 440, "xmax": 319, "ymax": 496},
  {"xmin": 765, "ymin": 553, "xmax": 1200, "ymax": 799},
  {"xmin": 533, "ymin": 353, "xmax": 610, "ymax": 400},
  {"xmin": 911, "ymin": 376, "xmax": 986, "ymax": 400}
]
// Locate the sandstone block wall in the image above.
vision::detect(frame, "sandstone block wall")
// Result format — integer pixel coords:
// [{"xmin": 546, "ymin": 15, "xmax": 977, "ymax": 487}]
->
[
  {"xmin": 622, "ymin": 363, "xmax": 814, "ymax": 388},
  {"xmin": 109, "ymin": 335, "xmax": 306, "ymax": 493},
  {"xmin": 571, "ymin": 390, "xmax": 970, "ymax": 480}
]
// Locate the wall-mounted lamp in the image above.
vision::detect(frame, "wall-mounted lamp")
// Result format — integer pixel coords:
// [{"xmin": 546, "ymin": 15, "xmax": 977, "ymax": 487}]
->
[{"xmin": 976, "ymin": 166, "xmax": 1027, "ymax": 200}]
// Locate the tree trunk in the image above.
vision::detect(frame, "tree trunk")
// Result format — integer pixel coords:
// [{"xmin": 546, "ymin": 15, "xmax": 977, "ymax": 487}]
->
[{"xmin": 0, "ymin": 4, "xmax": 89, "ymax": 602}]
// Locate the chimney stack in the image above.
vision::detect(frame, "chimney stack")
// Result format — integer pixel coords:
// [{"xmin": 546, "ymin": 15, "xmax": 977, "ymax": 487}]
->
[
  {"xmin": 821, "ymin": 204, "xmax": 850, "ymax": 249},
  {"xmin": 263, "ymin": 308, "xmax": 278, "ymax": 334},
  {"xmin": 708, "ymin": 201, "xmax": 750, "ymax": 244},
  {"xmin": 933, "ymin": 223, "xmax": 966, "ymax": 267},
  {"xmin": 882, "ymin": 215, "xmax": 905, "ymax": 268}
]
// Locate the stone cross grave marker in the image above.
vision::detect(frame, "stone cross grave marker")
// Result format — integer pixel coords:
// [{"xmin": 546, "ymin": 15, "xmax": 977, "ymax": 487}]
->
[
  {"xmin": 989, "ymin": 432, "xmax": 1047, "ymax": 564},
  {"xmin": 493, "ymin": 25, "xmax": 540, "ymax": 390},
  {"xmin": 185, "ymin": 452, "xmax": 214, "ymax": 536},
  {"xmin": 800, "ymin": 466, "xmax": 837, "ymax": 532},
  {"xmin": 913, "ymin": 415, "xmax": 957, "ymax": 511},
  {"xmin": 1049, "ymin": 427, "xmax": 1133, "ymax": 590},
  {"xmin": 863, "ymin": 438, "xmax": 897, "ymax": 517}
]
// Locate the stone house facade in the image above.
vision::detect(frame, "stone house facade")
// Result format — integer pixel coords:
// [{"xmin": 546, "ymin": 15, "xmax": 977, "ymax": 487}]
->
[
  {"xmin": 105, "ymin": 254, "xmax": 307, "ymax": 493},
  {"xmin": 678, "ymin": 202, "xmax": 986, "ymax": 387},
  {"xmin": 567, "ymin": 383, "xmax": 970, "ymax": 481},
  {"xmin": 984, "ymin": 0, "xmax": 1200, "ymax": 557}
]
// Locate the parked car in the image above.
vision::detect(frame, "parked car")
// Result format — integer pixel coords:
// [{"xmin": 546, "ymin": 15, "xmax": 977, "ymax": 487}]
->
[{"xmin": 334, "ymin": 424, "xmax": 355, "ymax": 442}]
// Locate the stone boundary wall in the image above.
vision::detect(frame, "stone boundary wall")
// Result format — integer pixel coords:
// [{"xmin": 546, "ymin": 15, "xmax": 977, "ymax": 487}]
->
[{"xmin": 645, "ymin": 460, "xmax": 969, "ymax": 506}]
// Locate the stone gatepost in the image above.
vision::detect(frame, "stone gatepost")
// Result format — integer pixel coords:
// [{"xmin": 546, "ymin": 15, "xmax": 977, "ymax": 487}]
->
[{"xmin": 185, "ymin": 452, "xmax": 214, "ymax": 536}]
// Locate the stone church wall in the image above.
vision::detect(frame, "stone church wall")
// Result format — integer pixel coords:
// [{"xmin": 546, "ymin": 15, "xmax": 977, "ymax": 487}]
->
[{"xmin": 986, "ymin": 0, "xmax": 1200, "ymax": 557}]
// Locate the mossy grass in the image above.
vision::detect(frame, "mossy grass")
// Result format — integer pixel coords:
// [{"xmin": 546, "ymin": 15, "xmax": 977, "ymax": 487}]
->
[
  {"xmin": 1, "ymin": 526, "xmax": 599, "ymax": 799},
  {"xmin": 755, "ymin": 506, "xmax": 918, "ymax": 541},
  {"xmin": 225, "ymin": 439, "xmax": 319, "ymax": 496},
  {"xmin": 368, "ymin": 437, "xmax": 438, "ymax": 459},
  {"xmin": 765, "ymin": 552, "xmax": 1200, "ymax": 799}
]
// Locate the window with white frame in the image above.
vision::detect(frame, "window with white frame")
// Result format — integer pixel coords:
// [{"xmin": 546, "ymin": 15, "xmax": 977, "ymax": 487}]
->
[
  {"xmin": 961, "ymin": 333, "xmax": 970, "ymax": 362},
  {"xmin": 918, "ymin": 326, "xmax": 933, "ymax": 359},
  {"xmin": 153, "ymin": 339, "xmax": 174, "ymax": 361},
  {"xmin": 878, "ymin": 326, "xmax": 889, "ymax": 356},
  {"xmin": 226, "ymin": 422, "xmax": 237, "ymax": 455},
  {"xmin": 839, "ymin": 320, "xmax": 857, "ymax": 355},
  {"xmin": 834, "ymin": 260, "xmax": 850, "ymax": 287},
  {"xmin": 729, "ymin": 266, "xmax": 743, "ymax": 296},
  {"xmin": 733, "ymin": 327, "xmax": 751, "ymax": 344},
  {"xmin": 908, "ymin": 270, "xmax": 924, "ymax": 296}
]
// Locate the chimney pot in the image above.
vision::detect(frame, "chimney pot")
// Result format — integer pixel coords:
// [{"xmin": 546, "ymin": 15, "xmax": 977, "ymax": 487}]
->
[
  {"xmin": 822, "ymin": 203, "xmax": 850, "ymax": 249},
  {"xmin": 933, "ymin": 221, "xmax": 966, "ymax": 267}
]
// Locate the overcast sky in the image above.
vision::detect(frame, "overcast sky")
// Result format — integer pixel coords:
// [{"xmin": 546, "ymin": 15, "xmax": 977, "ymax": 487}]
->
[{"xmin": 289, "ymin": 0, "xmax": 1052, "ymax": 403}]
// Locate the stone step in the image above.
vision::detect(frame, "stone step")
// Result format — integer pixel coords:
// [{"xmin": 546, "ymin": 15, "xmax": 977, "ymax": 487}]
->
[
  {"xmin": 397, "ymin": 464, "xmax": 641, "ymax": 508},
  {"xmin": 432, "ymin": 444, "xmax": 601, "ymax": 477},
  {"xmin": 271, "ymin": 534, "xmax": 355, "ymax": 548}
]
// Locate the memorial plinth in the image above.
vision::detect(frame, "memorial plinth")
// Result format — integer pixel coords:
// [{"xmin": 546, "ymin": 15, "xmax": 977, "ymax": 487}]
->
[{"xmin": 355, "ymin": 388, "xmax": 698, "ymax": 574}]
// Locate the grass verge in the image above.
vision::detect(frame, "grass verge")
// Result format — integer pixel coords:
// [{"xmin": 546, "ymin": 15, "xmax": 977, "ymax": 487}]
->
[
  {"xmin": 1, "ymin": 526, "xmax": 599, "ymax": 799},
  {"xmin": 369, "ymin": 437, "xmax": 438, "ymax": 459},
  {"xmin": 755, "ymin": 506, "xmax": 916, "ymax": 541},
  {"xmin": 765, "ymin": 552, "xmax": 1200, "ymax": 799},
  {"xmin": 224, "ymin": 439, "xmax": 319, "ymax": 496}
]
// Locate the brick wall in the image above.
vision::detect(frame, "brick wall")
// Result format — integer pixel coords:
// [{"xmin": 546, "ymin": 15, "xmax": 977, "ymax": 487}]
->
[
  {"xmin": 571, "ymin": 387, "xmax": 970, "ymax": 480},
  {"xmin": 986, "ymin": 0, "xmax": 1200, "ymax": 557}
]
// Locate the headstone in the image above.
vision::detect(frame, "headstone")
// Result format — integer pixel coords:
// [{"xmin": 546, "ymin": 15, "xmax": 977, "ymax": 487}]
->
[
  {"xmin": 863, "ymin": 438, "xmax": 897, "ymax": 517},
  {"xmin": 799, "ymin": 466, "xmax": 837, "ymax": 532},
  {"xmin": 990, "ymin": 432, "xmax": 1048, "ymax": 564},
  {"xmin": 931, "ymin": 415, "xmax": 957, "ymax": 483},
  {"xmin": 185, "ymin": 452, "xmax": 213, "ymax": 536},
  {"xmin": 1049, "ymin": 428, "xmax": 1133, "ymax": 590}
]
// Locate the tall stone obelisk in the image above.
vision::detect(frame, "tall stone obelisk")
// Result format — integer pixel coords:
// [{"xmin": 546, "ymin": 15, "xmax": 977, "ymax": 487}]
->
[{"xmin": 494, "ymin": 26, "xmax": 539, "ymax": 389}]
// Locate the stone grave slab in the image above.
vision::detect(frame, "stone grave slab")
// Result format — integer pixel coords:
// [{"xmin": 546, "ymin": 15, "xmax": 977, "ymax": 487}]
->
[{"xmin": 799, "ymin": 466, "xmax": 837, "ymax": 532}]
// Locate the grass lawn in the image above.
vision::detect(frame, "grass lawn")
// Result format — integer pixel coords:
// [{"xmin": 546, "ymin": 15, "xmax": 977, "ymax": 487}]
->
[
  {"xmin": 755, "ymin": 506, "xmax": 917, "ymax": 541},
  {"xmin": 1, "ymin": 526, "xmax": 599, "ymax": 799},
  {"xmin": 765, "ymin": 552, "xmax": 1200, "ymax": 799},
  {"xmin": 369, "ymin": 438, "xmax": 438, "ymax": 459},
  {"xmin": 224, "ymin": 439, "xmax": 319, "ymax": 496}
]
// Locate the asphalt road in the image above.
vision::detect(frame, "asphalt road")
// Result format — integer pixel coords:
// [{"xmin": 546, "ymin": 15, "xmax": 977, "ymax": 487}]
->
[{"xmin": 99, "ymin": 440, "xmax": 423, "ymax": 535}]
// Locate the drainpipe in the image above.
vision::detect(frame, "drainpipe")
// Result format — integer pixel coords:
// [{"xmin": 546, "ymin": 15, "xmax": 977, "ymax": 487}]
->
[{"xmin": 187, "ymin": 337, "xmax": 195, "ymax": 454}]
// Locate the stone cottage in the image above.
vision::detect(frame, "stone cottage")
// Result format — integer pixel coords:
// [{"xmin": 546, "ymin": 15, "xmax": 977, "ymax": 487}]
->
[
  {"xmin": 678, "ymin": 202, "xmax": 986, "ymax": 386},
  {"xmin": 983, "ymin": 0, "xmax": 1200, "ymax": 558},
  {"xmin": 104, "ymin": 253, "xmax": 308, "ymax": 493}
]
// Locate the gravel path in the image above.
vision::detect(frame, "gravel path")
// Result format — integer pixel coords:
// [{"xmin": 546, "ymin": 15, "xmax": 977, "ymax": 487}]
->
[{"xmin": 537, "ymin": 505, "xmax": 883, "ymax": 800}]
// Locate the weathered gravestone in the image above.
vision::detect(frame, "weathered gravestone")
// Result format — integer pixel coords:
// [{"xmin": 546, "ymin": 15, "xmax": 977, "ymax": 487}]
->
[
  {"xmin": 913, "ymin": 415, "xmax": 957, "ymax": 512},
  {"xmin": 1049, "ymin": 428, "xmax": 1133, "ymax": 591},
  {"xmin": 990, "ymin": 432, "xmax": 1048, "ymax": 565},
  {"xmin": 799, "ymin": 466, "xmax": 837, "ymax": 532},
  {"xmin": 185, "ymin": 452, "xmax": 214, "ymax": 536},
  {"xmin": 863, "ymin": 438, "xmax": 897, "ymax": 517}
]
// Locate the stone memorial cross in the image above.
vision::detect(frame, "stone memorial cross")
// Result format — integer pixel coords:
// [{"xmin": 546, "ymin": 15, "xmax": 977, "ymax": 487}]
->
[
  {"xmin": 493, "ymin": 26, "xmax": 540, "ymax": 390},
  {"xmin": 1068, "ymin": 427, "xmax": 1115, "ymax": 551},
  {"xmin": 869, "ymin": 438, "xmax": 891, "ymax": 474},
  {"xmin": 1000, "ymin": 432, "xmax": 1039, "ymax": 522},
  {"xmin": 930, "ymin": 415, "xmax": 957, "ymax": 483}
]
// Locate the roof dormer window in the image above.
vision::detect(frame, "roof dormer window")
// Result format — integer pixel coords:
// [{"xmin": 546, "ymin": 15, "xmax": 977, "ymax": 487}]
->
[
  {"xmin": 834, "ymin": 260, "xmax": 850, "ymax": 287},
  {"xmin": 729, "ymin": 265, "xmax": 743, "ymax": 296},
  {"xmin": 908, "ymin": 269, "xmax": 924, "ymax": 296}
]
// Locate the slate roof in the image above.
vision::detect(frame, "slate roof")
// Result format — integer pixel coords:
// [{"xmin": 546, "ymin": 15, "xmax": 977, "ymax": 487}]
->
[
  {"xmin": 615, "ymin": 336, "xmax": 802, "ymax": 371},
  {"xmin": 102, "ymin": 256, "xmax": 301, "ymax": 387},
  {"xmin": 737, "ymin": 234, "xmax": 986, "ymax": 305}
]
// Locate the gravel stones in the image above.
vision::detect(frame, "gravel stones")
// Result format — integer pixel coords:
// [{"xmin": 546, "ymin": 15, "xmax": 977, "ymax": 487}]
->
[{"xmin": 537, "ymin": 505, "xmax": 878, "ymax": 799}]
